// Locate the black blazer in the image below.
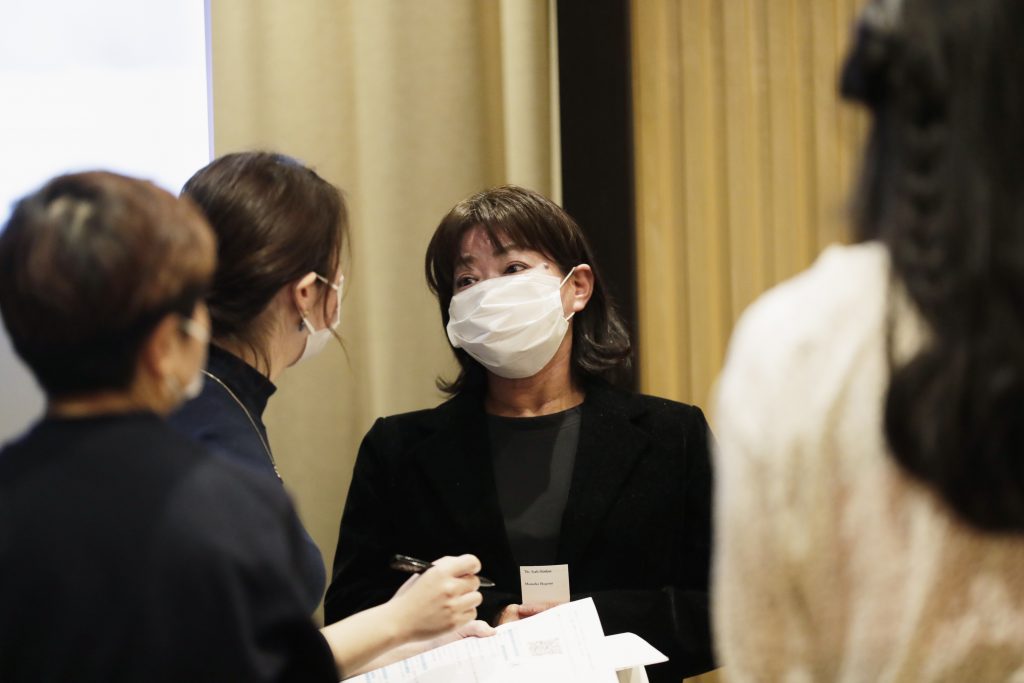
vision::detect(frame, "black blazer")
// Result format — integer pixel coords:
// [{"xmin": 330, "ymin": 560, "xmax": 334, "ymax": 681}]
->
[{"xmin": 325, "ymin": 381, "xmax": 715, "ymax": 681}]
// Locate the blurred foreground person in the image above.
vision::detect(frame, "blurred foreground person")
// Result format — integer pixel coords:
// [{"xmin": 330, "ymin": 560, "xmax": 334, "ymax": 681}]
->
[{"xmin": 714, "ymin": 0, "xmax": 1024, "ymax": 680}]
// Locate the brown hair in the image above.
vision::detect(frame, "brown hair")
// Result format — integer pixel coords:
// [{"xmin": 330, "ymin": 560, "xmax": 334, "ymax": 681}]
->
[
  {"xmin": 181, "ymin": 152, "xmax": 348, "ymax": 374},
  {"xmin": 0, "ymin": 171, "xmax": 215, "ymax": 397},
  {"xmin": 425, "ymin": 185, "xmax": 632, "ymax": 394}
]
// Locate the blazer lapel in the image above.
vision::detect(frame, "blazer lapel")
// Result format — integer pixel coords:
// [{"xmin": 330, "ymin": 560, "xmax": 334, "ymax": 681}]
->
[
  {"xmin": 557, "ymin": 383, "xmax": 650, "ymax": 566},
  {"xmin": 411, "ymin": 393, "xmax": 517, "ymax": 579}
]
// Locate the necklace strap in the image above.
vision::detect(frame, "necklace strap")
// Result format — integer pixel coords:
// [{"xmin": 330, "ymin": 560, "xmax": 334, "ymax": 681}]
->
[{"xmin": 201, "ymin": 369, "xmax": 283, "ymax": 482}]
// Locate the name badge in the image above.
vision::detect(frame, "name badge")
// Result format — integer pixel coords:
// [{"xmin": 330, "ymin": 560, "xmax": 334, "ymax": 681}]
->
[{"xmin": 519, "ymin": 564, "xmax": 570, "ymax": 605}]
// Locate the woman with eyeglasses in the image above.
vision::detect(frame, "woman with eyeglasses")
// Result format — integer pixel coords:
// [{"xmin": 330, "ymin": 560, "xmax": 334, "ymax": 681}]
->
[
  {"xmin": 166, "ymin": 152, "xmax": 489, "ymax": 673},
  {"xmin": 169, "ymin": 152, "xmax": 349, "ymax": 610}
]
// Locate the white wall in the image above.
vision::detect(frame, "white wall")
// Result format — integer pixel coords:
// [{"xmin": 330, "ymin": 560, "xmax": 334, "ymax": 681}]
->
[{"xmin": 0, "ymin": 0, "xmax": 211, "ymax": 443}]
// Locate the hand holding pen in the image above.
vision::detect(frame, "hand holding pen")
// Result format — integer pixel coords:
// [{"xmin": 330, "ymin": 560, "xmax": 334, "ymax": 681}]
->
[
  {"xmin": 384, "ymin": 554, "xmax": 486, "ymax": 641},
  {"xmin": 391, "ymin": 554, "xmax": 496, "ymax": 587}
]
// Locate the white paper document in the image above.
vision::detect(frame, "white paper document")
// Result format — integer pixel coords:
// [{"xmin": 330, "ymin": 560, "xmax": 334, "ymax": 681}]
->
[
  {"xmin": 344, "ymin": 598, "xmax": 665, "ymax": 683},
  {"xmin": 605, "ymin": 632, "xmax": 669, "ymax": 683},
  {"xmin": 603, "ymin": 632, "xmax": 668, "ymax": 671}
]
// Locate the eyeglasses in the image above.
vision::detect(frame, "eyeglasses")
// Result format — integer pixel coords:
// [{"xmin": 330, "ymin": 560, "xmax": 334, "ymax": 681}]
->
[{"xmin": 315, "ymin": 273, "xmax": 344, "ymax": 293}]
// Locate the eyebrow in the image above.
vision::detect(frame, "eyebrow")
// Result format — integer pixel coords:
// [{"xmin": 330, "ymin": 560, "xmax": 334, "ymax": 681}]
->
[
  {"xmin": 493, "ymin": 242, "xmax": 523, "ymax": 255},
  {"xmin": 454, "ymin": 242, "xmax": 525, "ymax": 268}
]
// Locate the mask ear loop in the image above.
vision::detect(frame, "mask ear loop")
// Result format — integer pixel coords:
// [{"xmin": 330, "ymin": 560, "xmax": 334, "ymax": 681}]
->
[
  {"xmin": 301, "ymin": 274, "xmax": 343, "ymax": 333},
  {"xmin": 559, "ymin": 266, "xmax": 578, "ymax": 321},
  {"xmin": 300, "ymin": 313, "xmax": 317, "ymax": 334},
  {"xmin": 330, "ymin": 275, "xmax": 345, "ymax": 328}
]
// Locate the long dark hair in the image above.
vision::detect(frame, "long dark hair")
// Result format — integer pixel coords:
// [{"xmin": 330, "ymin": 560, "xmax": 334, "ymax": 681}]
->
[
  {"xmin": 843, "ymin": 0, "xmax": 1024, "ymax": 531},
  {"xmin": 425, "ymin": 185, "xmax": 632, "ymax": 394},
  {"xmin": 181, "ymin": 152, "xmax": 347, "ymax": 375}
]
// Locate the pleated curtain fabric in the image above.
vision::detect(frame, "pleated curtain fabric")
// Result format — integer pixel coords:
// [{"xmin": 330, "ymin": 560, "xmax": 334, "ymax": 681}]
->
[
  {"xmin": 207, "ymin": 0, "xmax": 560, "ymax": 620},
  {"xmin": 631, "ymin": 0, "xmax": 868, "ymax": 417},
  {"xmin": 211, "ymin": 0, "xmax": 866, "ymax": 671}
]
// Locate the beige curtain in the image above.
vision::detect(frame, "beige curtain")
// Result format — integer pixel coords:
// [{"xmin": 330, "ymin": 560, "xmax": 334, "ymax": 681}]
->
[
  {"xmin": 208, "ymin": 0, "xmax": 559, "ymax": 620},
  {"xmin": 633, "ymin": 3, "xmax": 867, "ymax": 680},
  {"xmin": 632, "ymin": 0, "xmax": 868, "ymax": 419}
]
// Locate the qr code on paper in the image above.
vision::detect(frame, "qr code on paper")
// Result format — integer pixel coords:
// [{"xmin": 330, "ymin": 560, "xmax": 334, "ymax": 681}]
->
[{"xmin": 527, "ymin": 639, "xmax": 563, "ymax": 656}]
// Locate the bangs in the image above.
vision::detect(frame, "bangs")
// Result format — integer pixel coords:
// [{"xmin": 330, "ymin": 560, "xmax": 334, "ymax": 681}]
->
[{"xmin": 429, "ymin": 194, "xmax": 576, "ymax": 299}]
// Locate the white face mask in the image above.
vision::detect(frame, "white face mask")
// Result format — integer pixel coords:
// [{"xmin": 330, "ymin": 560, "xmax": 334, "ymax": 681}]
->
[
  {"xmin": 296, "ymin": 274, "xmax": 343, "ymax": 365},
  {"xmin": 446, "ymin": 266, "xmax": 576, "ymax": 379},
  {"xmin": 182, "ymin": 372, "xmax": 204, "ymax": 400},
  {"xmin": 177, "ymin": 316, "xmax": 209, "ymax": 401}
]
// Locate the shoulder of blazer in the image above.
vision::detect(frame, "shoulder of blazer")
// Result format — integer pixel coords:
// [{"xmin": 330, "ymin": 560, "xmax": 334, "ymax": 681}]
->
[
  {"xmin": 368, "ymin": 383, "xmax": 706, "ymax": 450},
  {"xmin": 370, "ymin": 390, "xmax": 485, "ymax": 444},
  {"xmin": 584, "ymin": 380, "xmax": 704, "ymax": 428}
]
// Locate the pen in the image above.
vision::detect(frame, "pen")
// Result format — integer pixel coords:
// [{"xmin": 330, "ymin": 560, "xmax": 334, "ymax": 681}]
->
[{"xmin": 389, "ymin": 554, "xmax": 496, "ymax": 588}]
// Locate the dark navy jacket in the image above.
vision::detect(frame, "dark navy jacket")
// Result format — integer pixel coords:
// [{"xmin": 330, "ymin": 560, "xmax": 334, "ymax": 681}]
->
[
  {"xmin": 169, "ymin": 345, "xmax": 326, "ymax": 612},
  {"xmin": 0, "ymin": 413, "xmax": 335, "ymax": 682}
]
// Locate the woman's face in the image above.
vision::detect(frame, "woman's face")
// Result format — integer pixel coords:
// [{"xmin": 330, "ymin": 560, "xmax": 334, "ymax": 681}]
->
[{"xmin": 452, "ymin": 226, "xmax": 575, "ymax": 316}]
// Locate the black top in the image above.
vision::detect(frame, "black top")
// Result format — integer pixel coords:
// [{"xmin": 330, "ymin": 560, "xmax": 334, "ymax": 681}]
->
[
  {"xmin": 0, "ymin": 412, "xmax": 337, "ymax": 683},
  {"xmin": 169, "ymin": 345, "xmax": 326, "ymax": 611},
  {"xmin": 325, "ymin": 381, "xmax": 716, "ymax": 682},
  {"xmin": 488, "ymin": 407, "xmax": 581, "ymax": 566}
]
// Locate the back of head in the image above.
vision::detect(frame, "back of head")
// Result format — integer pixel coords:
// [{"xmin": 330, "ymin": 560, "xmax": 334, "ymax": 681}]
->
[
  {"xmin": 0, "ymin": 172, "xmax": 215, "ymax": 398},
  {"xmin": 180, "ymin": 152, "xmax": 347, "ymax": 373},
  {"xmin": 843, "ymin": 0, "xmax": 1024, "ymax": 530}
]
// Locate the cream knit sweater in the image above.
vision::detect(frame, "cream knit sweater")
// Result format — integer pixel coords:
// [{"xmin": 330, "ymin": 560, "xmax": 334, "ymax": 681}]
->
[{"xmin": 713, "ymin": 242, "xmax": 1024, "ymax": 682}]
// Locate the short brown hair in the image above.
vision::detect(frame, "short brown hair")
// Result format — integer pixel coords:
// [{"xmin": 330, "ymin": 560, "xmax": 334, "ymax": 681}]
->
[
  {"xmin": 0, "ymin": 172, "xmax": 215, "ymax": 397},
  {"xmin": 425, "ymin": 185, "xmax": 632, "ymax": 394},
  {"xmin": 181, "ymin": 152, "xmax": 348, "ymax": 373}
]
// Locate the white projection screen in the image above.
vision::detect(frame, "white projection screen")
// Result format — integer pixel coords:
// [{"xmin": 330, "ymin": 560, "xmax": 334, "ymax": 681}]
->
[{"xmin": 0, "ymin": 1, "xmax": 211, "ymax": 442}]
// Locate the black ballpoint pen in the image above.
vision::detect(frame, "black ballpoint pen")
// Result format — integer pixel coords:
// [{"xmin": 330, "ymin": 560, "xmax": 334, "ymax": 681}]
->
[{"xmin": 389, "ymin": 554, "xmax": 496, "ymax": 588}]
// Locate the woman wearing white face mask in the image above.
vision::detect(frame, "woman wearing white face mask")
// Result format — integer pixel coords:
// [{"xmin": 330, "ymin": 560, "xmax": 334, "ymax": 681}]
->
[
  {"xmin": 326, "ymin": 185, "xmax": 717, "ymax": 683},
  {"xmin": 169, "ymin": 152, "xmax": 346, "ymax": 610},
  {"xmin": 168, "ymin": 154, "xmax": 492, "ymax": 670}
]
